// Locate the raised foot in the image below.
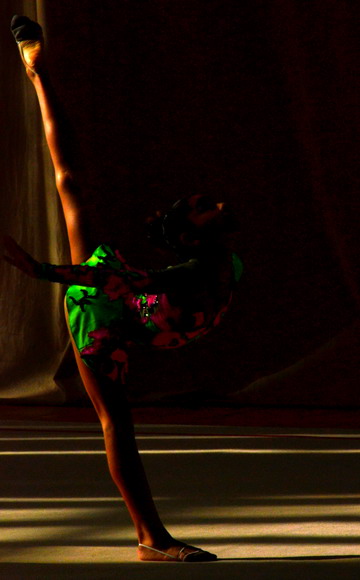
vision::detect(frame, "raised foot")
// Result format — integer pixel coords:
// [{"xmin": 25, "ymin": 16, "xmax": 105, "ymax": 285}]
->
[
  {"xmin": 138, "ymin": 542, "xmax": 217, "ymax": 562},
  {"xmin": 10, "ymin": 15, "xmax": 44, "ymax": 75}
]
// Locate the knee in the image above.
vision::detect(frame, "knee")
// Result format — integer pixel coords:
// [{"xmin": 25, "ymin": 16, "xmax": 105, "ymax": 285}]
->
[
  {"xmin": 55, "ymin": 169, "xmax": 82, "ymax": 209},
  {"xmin": 101, "ymin": 413, "xmax": 134, "ymax": 441},
  {"xmin": 92, "ymin": 388, "xmax": 132, "ymax": 434},
  {"xmin": 55, "ymin": 168, "xmax": 74, "ymax": 191},
  {"xmin": 100, "ymin": 416, "xmax": 115, "ymax": 436}
]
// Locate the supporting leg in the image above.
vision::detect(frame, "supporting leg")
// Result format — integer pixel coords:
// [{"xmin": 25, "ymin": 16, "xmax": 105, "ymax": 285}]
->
[
  {"xmin": 71, "ymin": 345, "xmax": 217, "ymax": 561},
  {"xmin": 71, "ymin": 343, "xmax": 170, "ymax": 545},
  {"xmin": 77, "ymin": 358, "xmax": 164, "ymax": 537}
]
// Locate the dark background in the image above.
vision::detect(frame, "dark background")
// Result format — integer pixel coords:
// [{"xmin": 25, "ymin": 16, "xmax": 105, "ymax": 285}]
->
[{"xmin": 39, "ymin": 0, "xmax": 359, "ymax": 406}]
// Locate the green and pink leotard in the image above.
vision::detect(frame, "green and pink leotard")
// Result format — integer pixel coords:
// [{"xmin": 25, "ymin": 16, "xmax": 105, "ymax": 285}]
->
[{"xmin": 40, "ymin": 244, "xmax": 243, "ymax": 383}]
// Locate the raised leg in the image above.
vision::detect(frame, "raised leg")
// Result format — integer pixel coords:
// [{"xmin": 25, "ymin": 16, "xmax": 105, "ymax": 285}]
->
[{"xmin": 11, "ymin": 15, "xmax": 92, "ymax": 264}]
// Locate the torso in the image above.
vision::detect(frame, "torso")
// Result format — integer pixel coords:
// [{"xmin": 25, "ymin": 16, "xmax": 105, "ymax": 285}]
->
[
  {"xmin": 130, "ymin": 251, "xmax": 236, "ymax": 348},
  {"xmin": 65, "ymin": 244, "xmax": 242, "ymax": 355}
]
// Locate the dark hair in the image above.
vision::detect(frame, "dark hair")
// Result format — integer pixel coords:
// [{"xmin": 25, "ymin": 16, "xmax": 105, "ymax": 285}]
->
[{"xmin": 146, "ymin": 197, "xmax": 195, "ymax": 251}]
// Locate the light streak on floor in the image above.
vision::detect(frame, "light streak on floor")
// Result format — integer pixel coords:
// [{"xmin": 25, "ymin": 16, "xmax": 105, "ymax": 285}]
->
[{"xmin": 1, "ymin": 421, "xmax": 360, "ymax": 576}]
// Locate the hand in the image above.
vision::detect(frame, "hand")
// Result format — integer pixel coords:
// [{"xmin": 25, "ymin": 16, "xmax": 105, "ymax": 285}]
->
[{"xmin": 3, "ymin": 235, "xmax": 41, "ymax": 278}]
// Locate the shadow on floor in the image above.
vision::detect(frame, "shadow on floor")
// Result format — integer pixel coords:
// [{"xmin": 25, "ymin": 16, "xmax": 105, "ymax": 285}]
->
[{"xmin": 1, "ymin": 559, "xmax": 360, "ymax": 580}]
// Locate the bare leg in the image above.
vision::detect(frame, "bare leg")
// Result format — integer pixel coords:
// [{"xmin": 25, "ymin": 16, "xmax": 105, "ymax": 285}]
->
[
  {"xmin": 11, "ymin": 15, "xmax": 92, "ymax": 263},
  {"xmin": 70, "ymin": 341, "xmax": 171, "ymax": 545},
  {"xmin": 13, "ymin": 17, "xmax": 216, "ymax": 561},
  {"xmin": 70, "ymin": 341, "xmax": 216, "ymax": 561},
  {"xmin": 31, "ymin": 77, "xmax": 92, "ymax": 263}
]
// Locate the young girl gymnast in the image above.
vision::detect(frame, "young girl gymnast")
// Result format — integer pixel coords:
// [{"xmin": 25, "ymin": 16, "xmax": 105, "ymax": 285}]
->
[{"xmin": 5, "ymin": 15, "xmax": 242, "ymax": 562}]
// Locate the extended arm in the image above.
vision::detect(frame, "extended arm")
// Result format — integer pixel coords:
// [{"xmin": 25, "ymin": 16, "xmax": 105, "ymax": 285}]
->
[
  {"xmin": 3, "ymin": 236, "xmax": 203, "ymax": 294},
  {"xmin": 3, "ymin": 236, "xmax": 144, "ymax": 290}
]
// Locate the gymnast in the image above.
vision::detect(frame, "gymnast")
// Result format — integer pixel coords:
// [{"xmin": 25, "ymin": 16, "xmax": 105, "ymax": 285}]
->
[{"xmin": 5, "ymin": 15, "xmax": 242, "ymax": 562}]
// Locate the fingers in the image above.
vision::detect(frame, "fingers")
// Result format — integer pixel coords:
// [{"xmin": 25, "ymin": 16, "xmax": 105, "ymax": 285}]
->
[
  {"xmin": 3, "ymin": 235, "xmax": 30, "ymax": 258},
  {"xmin": 3, "ymin": 235, "xmax": 21, "ymax": 256},
  {"xmin": 2, "ymin": 235, "xmax": 39, "ymax": 278}
]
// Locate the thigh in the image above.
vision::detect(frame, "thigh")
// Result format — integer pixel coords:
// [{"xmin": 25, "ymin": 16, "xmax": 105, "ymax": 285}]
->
[
  {"xmin": 56, "ymin": 171, "xmax": 98, "ymax": 264},
  {"xmin": 71, "ymin": 340, "xmax": 130, "ymax": 425},
  {"xmin": 64, "ymin": 302, "xmax": 130, "ymax": 425},
  {"xmin": 65, "ymin": 283, "xmax": 129, "ymax": 383}
]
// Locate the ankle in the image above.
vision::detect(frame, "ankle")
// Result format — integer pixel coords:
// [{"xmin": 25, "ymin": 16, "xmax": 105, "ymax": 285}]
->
[
  {"xmin": 26, "ymin": 67, "xmax": 38, "ymax": 82},
  {"xmin": 138, "ymin": 529, "xmax": 173, "ymax": 549}
]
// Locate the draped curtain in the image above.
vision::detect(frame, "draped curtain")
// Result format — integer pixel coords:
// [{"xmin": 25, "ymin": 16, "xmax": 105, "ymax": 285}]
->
[
  {"xmin": 1, "ymin": 0, "xmax": 359, "ymax": 407},
  {"xmin": 0, "ymin": 0, "xmax": 71, "ymax": 404}
]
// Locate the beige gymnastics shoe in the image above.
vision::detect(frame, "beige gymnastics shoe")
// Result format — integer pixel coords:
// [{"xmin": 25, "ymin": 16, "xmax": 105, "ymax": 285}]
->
[
  {"xmin": 11, "ymin": 15, "xmax": 45, "ymax": 75},
  {"xmin": 138, "ymin": 542, "xmax": 217, "ymax": 562}
]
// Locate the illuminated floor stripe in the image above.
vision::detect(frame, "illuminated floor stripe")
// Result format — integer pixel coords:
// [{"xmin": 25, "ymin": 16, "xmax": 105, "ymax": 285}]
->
[
  {"xmin": 1, "ymin": 434, "xmax": 360, "ymax": 441},
  {"xmin": 1, "ymin": 449, "xmax": 360, "ymax": 455},
  {"xmin": 1, "ymin": 494, "xmax": 360, "ymax": 502}
]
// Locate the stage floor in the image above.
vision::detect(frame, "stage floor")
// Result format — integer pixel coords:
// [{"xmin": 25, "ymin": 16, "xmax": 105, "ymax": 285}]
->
[{"xmin": 1, "ymin": 418, "xmax": 360, "ymax": 578}]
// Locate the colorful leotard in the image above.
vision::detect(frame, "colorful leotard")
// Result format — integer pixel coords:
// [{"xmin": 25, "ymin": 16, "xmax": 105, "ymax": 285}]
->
[{"xmin": 40, "ymin": 244, "xmax": 243, "ymax": 382}]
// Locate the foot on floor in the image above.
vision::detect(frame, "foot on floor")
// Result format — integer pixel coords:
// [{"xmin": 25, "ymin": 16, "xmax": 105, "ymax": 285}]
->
[{"xmin": 138, "ymin": 542, "xmax": 217, "ymax": 562}]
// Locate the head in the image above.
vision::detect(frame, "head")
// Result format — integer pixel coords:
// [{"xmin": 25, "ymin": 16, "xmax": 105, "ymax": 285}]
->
[{"xmin": 161, "ymin": 194, "xmax": 238, "ymax": 257}]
